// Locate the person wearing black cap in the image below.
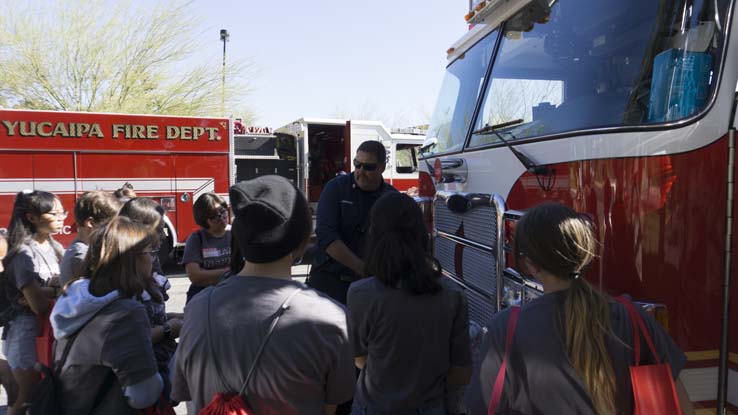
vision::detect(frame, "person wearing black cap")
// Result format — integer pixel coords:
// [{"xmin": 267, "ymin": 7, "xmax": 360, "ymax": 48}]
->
[
  {"xmin": 308, "ymin": 140, "xmax": 398, "ymax": 305},
  {"xmin": 171, "ymin": 175, "xmax": 355, "ymax": 415}
]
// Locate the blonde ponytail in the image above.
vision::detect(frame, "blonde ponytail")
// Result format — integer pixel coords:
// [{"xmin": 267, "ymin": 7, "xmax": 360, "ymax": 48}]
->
[
  {"xmin": 564, "ymin": 278, "xmax": 616, "ymax": 414},
  {"xmin": 516, "ymin": 202, "xmax": 616, "ymax": 414}
]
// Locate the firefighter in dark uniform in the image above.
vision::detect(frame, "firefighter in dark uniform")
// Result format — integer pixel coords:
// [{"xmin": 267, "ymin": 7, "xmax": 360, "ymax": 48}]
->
[{"xmin": 308, "ymin": 140, "xmax": 398, "ymax": 305}]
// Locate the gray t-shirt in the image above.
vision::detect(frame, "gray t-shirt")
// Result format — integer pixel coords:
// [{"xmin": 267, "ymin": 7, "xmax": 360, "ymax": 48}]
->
[
  {"xmin": 181, "ymin": 229, "xmax": 231, "ymax": 270},
  {"xmin": 60, "ymin": 240, "xmax": 88, "ymax": 286},
  {"xmin": 182, "ymin": 229, "xmax": 231, "ymax": 301},
  {"xmin": 172, "ymin": 276, "xmax": 355, "ymax": 414},
  {"xmin": 465, "ymin": 291, "xmax": 687, "ymax": 415},
  {"xmin": 346, "ymin": 277, "xmax": 472, "ymax": 413},
  {"xmin": 6, "ymin": 241, "xmax": 61, "ymax": 315}
]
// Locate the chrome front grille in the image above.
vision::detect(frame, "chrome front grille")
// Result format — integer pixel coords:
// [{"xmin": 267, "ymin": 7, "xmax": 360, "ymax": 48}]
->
[
  {"xmin": 465, "ymin": 286, "xmax": 496, "ymax": 331},
  {"xmin": 433, "ymin": 192, "xmax": 505, "ymax": 329},
  {"xmin": 434, "ymin": 199, "xmax": 498, "ymax": 248},
  {"xmin": 435, "ymin": 237, "xmax": 497, "ymax": 297}
]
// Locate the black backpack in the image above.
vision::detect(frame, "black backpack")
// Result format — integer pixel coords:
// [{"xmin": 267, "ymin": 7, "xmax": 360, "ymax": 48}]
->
[{"xmin": 0, "ymin": 269, "xmax": 18, "ymax": 328}]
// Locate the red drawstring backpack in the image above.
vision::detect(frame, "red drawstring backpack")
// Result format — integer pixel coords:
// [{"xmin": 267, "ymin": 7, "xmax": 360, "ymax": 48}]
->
[
  {"xmin": 615, "ymin": 296, "xmax": 682, "ymax": 415},
  {"xmin": 198, "ymin": 287, "xmax": 302, "ymax": 415},
  {"xmin": 487, "ymin": 306, "xmax": 520, "ymax": 415}
]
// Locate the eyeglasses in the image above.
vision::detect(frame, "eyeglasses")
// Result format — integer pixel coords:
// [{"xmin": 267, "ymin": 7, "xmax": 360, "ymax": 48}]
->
[
  {"xmin": 46, "ymin": 211, "xmax": 68, "ymax": 219},
  {"xmin": 208, "ymin": 208, "xmax": 228, "ymax": 220},
  {"xmin": 138, "ymin": 250, "xmax": 156, "ymax": 258},
  {"xmin": 353, "ymin": 159, "xmax": 379, "ymax": 172}
]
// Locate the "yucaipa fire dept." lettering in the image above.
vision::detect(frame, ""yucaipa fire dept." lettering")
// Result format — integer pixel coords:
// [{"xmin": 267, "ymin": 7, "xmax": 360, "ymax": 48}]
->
[
  {"xmin": 1, "ymin": 120, "xmax": 222, "ymax": 141},
  {"xmin": 2, "ymin": 121, "xmax": 104, "ymax": 138},
  {"xmin": 165, "ymin": 126, "xmax": 220, "ymax": 141},
  {"xmin": 111, "ymin": 124, "xmax": 160, "ymax": 140}
]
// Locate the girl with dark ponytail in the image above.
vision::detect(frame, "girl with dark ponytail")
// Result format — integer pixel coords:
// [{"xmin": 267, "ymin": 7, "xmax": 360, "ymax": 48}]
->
[
  {"xmin": 347, "ymin": 192, "xmax": 472, "ymax": 415},
  {"xmin": 466, "ymin": 202, "xmax": 692, "ymax": 414},
  {"xmin": 3, "ymin": 190, "xmax": 65, "ymax": 414}
]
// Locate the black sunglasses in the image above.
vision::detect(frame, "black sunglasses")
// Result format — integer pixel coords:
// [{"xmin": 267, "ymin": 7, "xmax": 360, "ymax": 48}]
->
[
  {"xmin": 353, "ymin": 159, "xmax": 379, "ymax": 172},
  {"xmin": 208, "ymin": 208, "xmax": 228, "ymax": 220}
]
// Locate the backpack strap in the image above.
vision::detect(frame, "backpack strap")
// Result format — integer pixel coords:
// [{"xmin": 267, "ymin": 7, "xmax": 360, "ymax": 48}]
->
[
  {"xmin": 238, "ymin": 288, "xmax": 302, "ymax": 396},
  {"xmin": 55, "ymin": 297, "xmax": 121, "ymax": 375},
  {"xmin": 488, "ymin": 306, "xmax": 520, "ymax": 415},
  {"xmin": 55, "ymin": 329, "xmax": 79, "ymax": 376},
  {"xmin": 205, "ymin": 284, "xmax": 303, "ymax": 395},
  {"xmin": 615, "ymin": 296, "xmax": 660, "ymax": 365}
]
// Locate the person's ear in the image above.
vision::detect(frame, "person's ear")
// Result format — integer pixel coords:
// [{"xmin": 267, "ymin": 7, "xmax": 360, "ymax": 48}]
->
[
  {"xmin": 523, "ymin": 257, "xmax": 542, "ymax": 278},
  {"xmin": 83, "ymin": 217, "xmax": 96, "ymax": 229},
  {"xmin": 25, "ymin": 212, "xmax": 38, "ymax": 225}
]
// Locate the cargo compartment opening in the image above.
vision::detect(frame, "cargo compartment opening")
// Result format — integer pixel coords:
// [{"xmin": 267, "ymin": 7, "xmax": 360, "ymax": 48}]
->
[
  {"xmin": 307, "ymin": 123, "xmax": 347, "ymax": 203},
  {"xmin": 234, "ymin": 133, "xmax": 297, "ymax": 185}
]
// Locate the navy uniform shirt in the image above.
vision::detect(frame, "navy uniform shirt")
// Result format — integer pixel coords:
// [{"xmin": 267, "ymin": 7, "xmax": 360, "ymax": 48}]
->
[{"xmin": 312, "ymin": 173, "xmax": 397, "ymax": 276}]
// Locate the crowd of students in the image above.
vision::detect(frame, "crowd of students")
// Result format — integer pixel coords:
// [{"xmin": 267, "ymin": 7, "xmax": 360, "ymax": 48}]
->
[{"xmin": 0, "ymin": 175, "xmax": 689, "ymax": 415}]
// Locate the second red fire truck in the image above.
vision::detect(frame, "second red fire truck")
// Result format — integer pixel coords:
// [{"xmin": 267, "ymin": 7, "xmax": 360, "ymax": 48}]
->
[{"xmin": 0, "ymin": 109, "xmax": 233, "ymax": 267}]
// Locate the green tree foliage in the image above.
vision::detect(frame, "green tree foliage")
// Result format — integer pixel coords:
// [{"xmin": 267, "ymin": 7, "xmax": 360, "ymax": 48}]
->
[{"xmin": 0, "ymin": 0, "xmax": 254, "ymax": 119}]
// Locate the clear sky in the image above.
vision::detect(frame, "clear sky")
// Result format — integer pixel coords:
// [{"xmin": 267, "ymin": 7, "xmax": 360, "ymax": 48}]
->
[{"xmin": 188, "ymin": 1, "xmax": 468, "ymax": 130}]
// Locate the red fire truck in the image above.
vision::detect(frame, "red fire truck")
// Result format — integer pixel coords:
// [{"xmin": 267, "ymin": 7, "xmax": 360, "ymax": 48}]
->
[
  {"xmin": 0, "ymin": 109, "xmax": 233, "ymax": 266},
  {"xmin": 420, "ymin": 0, "xmax": 738, "ymax": 411}
]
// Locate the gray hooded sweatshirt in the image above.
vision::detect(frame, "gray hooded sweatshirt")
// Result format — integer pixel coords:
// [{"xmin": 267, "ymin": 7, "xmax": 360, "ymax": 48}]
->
[{"xmin": 51, "ymin": 279, "xmax": 163, "ymax": 410}]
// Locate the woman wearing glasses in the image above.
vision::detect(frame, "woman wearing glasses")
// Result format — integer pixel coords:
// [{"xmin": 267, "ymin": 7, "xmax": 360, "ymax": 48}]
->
[
  {"xmin": 182, "ymin": 192, "xmax": 231, "ymax": 303},
  {"xmin": 51, "ymin": 216, "xmax": 162, "ymax": 414},
  {"xmin": 2, "ymin": 190, "xmax": 65, "ymax": 414},
  {"xmin": 119, "ymin": 197, "xmax": 183, "ymax": 411}
]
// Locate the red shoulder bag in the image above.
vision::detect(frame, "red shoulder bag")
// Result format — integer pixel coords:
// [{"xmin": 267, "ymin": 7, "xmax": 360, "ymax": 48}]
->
[{"xmin": 615, "ymin": 296, "xmax": 682, "ymax": 415}]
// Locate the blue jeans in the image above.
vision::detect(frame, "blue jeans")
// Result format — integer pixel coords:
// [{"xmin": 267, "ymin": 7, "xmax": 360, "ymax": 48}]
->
[
  {"xmin": 351, "ymin": 400, "xmax": 447, "ymax": 415},
  {"xmin": 2, "ymin": 314, "xmax": 40, "ymax": 370}
]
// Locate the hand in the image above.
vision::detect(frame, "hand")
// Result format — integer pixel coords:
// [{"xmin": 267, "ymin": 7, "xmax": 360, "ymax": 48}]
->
[
  {"xmin": 47, "ymin": 276, "xmax": 61, "ymax": 288},
  {"xmin": 17, "ymin": 297, "xmax": 28, "ymax": 306},
  {"xmin": 166, "ymin": 318, "xmax": 183, "ymax": 338}
]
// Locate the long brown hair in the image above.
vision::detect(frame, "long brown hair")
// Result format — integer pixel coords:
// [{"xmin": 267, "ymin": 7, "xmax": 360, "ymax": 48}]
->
[
  {"xmin": 79, "ymin": 216, "xmax": 158, "ymax": 298},
  {"xmin": 515, "ymin": 202, "xmax": 615, "ymax": 414}
]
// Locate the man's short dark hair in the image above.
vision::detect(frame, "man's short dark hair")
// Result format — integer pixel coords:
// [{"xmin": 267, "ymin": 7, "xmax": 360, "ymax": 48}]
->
[{"xmin": 357, "ymin": 140, "xmax": 387, "ymax": 166}]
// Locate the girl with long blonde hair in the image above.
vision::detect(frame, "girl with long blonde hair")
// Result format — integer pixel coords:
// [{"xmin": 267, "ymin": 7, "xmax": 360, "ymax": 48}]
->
[{"xmin": 466, "ymin": 202, "xmax": 693, "ymax": 414}]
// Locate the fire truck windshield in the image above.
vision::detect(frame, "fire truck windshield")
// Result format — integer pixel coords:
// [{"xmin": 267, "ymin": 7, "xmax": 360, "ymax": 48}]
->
[
  {"xmin": 424, "ymin": 30, "xmax": 499, "ymax": 155},
  {"xmin": 424, "ymin": 0, "xmax": 730, "ymax": 156}
]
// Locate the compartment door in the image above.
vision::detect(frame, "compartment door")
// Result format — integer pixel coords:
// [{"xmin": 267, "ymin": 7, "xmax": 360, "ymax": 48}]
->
[{"xmin": 174, "ymin": 154, "xmax": 229, "ymax": 240}]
